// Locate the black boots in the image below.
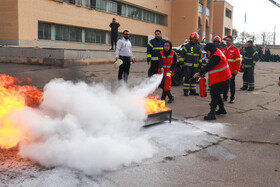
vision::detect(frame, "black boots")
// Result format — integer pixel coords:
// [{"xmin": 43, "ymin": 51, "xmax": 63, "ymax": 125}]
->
[
  {"xmin": 190, "ymin": 90, "xmax": 199, "ymax": 96},
  {"xmin": 204, "ymin": 108, "xmax": 216, "ymax": 120},
  {"xmin": 216, "ymin": 107, "xmax": 227, "ymax": 115},
  {"xmin": 168, "ymin": 96, "xmax": 174, "ymax": 103},
  {"xmin": 184, "ymin": 90, "xmax": 189, "ymax": 96},
  {"xmin": 240, "ymin": 86, "xmax": 248, "ymax": 90},
  {"xmin": 248, "ymin": 87, "xmax": 254, "ymax": 91}
]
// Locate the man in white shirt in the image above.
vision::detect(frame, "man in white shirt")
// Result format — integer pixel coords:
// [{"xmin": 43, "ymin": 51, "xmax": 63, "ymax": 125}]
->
[{"xmin": 115, "ymin": 30, "xmax": 135, "ymax": 82}]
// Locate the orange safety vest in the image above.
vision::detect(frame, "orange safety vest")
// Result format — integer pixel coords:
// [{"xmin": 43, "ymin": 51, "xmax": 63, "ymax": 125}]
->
[
  {"xmin": 158, "ymin": 50, "xmax": 175, "ymax": 76},
  {"xmin": 208, "ymin": 49, "xmax": 232, "ymax": 85}
]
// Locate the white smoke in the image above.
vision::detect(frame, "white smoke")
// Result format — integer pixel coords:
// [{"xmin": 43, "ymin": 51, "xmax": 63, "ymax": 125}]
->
[{"xmin": 10, "ymin": 74, "xmax": 163, "ymax": 175}]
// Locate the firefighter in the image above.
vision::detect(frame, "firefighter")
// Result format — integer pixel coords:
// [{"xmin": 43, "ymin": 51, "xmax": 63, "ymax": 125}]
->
[
  {"xmin": 213, "ymin": 36, "xmax": 223, "ymax": 50},
  {"xmin": 158, "ymin": 40, "xmax": 177, "ymax": 103},
  {"xmin": 240, "ymin": 40, "xmax": 259, "ymax": 91},
  {"xmin": 147, "ymin": 30, "xmax": 166, "ymax": 77},
  {"xmin": 221, "ymin": 35, "xmax": 241, "ymax": 103},
  {"xmin": 193, "ymin": 43, "xmax": 232, "ymax": 120},
  {"xmin": 180, "ymin": 32, "xmax": 202, "ymax": 96}
]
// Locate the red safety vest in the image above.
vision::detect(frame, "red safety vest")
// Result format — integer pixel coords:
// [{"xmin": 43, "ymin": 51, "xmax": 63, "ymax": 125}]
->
[
  {"xmin": 158, "ymin": 50, "xmax": 175, "ymax": 76},
  {"xmin": 208, "ymin": 49, "xmax": 232, "ymax": 85}
]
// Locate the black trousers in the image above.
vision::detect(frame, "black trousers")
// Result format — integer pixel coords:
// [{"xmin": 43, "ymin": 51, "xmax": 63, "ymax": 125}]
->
[
  {"xmin": 183, "ymin": 66, "xmax": 198, "ymax": 92},
  {"xmin": 243, "ymin": 67, "xmax": 255, "ymax": 88},
  {"xmin": 111, "ymin": 34, "xmax": 118, "ymax": 49},
  {"xmin": 148, "ymin": 60, "xmax": 159, "ymax": 77},
  {"xmin": 118, "ymin": 56, "xmax": 131, "ymax": 81},
  {"xmin": 223, "ymin": 74, "xmax": 236, "ymax": 100},
  {"xmin": 211, "ymin": 79, "xmax": 230, "ymax": 109}
]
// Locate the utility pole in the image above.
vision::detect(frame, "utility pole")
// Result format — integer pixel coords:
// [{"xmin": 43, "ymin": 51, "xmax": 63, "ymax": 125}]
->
[{"xmin": 273, "ymin": 25, "xmax": 276, "ymax": 45}]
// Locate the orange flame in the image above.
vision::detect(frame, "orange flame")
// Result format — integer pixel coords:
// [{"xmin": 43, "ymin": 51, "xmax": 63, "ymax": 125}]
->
[
  {"xmin": 144, "ymin": 95, "xmax": 170, "ymax": 114},
  {"xmin": 0, "ymin": 74, "xmax": 43, "ymax": 149}
]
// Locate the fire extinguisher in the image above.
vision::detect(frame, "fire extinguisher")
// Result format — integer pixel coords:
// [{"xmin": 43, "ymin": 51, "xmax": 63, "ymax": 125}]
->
[{"xmin": 199, "ymin": 77, "xmax": 207, "ymax": 97}]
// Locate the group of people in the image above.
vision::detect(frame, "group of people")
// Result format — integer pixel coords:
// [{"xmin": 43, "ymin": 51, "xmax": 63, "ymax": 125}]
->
[{"xmin": 111, "ymin": 18, "xmax": 261, "ymax": 121}]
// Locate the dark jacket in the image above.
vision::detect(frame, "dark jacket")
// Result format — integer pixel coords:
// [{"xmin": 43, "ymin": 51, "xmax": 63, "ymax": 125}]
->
[
  {"xmin": 109, "ymin": 22, "xmax": 120, "ymax": 35},
  {"xmin": 180, "ymin": 42, "xmax": 202, "ymax": 68},
  {"xmin": 242, "ymin": 46, "xmax": 259, "ymax": 68},
  {"xmin": 147, "ymin": 38, "xmax": 166, "ymax": 62}
]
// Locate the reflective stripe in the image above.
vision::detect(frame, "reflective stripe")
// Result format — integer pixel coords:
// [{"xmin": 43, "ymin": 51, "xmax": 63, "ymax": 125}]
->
[
  {"xmin": 184, "ymin": 83, "xmax": 190, "ymax": 86},
  {"xmin": 183, "ymin": 46, "xmax": 187, "ymax": 52},
  {"xmin": 151, "ymin": 57, "xmax": 159, "ymax": 60},
  {"xmin": 179, "ymin": 58, "xmax": 184, "ymax": 61},
  {"xmin": 209, "ymin": 64, "xmax": 229, "ymax": 74},
  {"xmin": 193, "ymin": 64, "xmax": 199, "ymax": 67},
  {"xmin": 147, "ymin": 54, "xmax": 152, "ymax": 58},
  {"xmin": 184, "ymin": 62, "xmax": 193, "ymax": 66},
  {"xmin": 243, "ymin": 65, "xmax": 252, "ymax": 68},
  {"xmin": 244, "ymin": 56, "xmax": 254, "ymax": 60},
  {"xmin": 153, "ymin": 47, "xmax": 163, "ymax": 50},
  {"xmin": 161, "ymin": 55, "xmax": 174, "ymax": 59},
  {"xmin": 253, "ymin": 61, "xmax": 257, "ymax": 64},
  {"xmin": 253, "ymin": 51, "xmax": 258, "ymax": 56},
  {"xmin": 148, "ymin": 42, "xmax": 153, "ymax": 48},
  {"xmin": 228, "ymin": 58, "xmax": 240, "ymax": 62},
  {"xmin": 187, "ymin": 53, "xmax": 200, "ymax": 56},
  {"xmin": 163, "ymin": 65, "xmax": 171, "ymax": 68}
]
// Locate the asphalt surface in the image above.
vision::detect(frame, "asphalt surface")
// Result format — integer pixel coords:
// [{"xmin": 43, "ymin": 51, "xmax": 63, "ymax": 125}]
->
[{"xmin": 0, "ymin": 61, "xmax": 280, "ymax": 186}]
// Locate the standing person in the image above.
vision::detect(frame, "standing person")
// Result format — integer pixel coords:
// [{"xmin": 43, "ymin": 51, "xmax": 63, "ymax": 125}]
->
[
  {"xmin": 115, "ymin": 30, "xmax": 135, "ymax": 82},
  {"xmin": 180, "ymin": 32, "xmax": 202, "ymax": 96},
  {"xmin": 213, "ymin": 36, "xmax": 223, "ymax": 49},
  {"xmin": 109, "ymin": 18, "xmax": 120, "ymax": 50},
  {"xmin": 147, "ymin": 30, "xmax": 166, "ymax": 77},
  {"xmin": 158, "ymin": 40, "xmax": 177, "ymax": 103},
  {"xmin": 193, "ymin": 43, "xmax": 232, "ymax": 120},
  {"xmin": 221, "ymin": 35, "xmax": 241, "ymax": 103},
  {"xmin": 240, "ymin": 40, "xmax": 259, "ymax": 91}
]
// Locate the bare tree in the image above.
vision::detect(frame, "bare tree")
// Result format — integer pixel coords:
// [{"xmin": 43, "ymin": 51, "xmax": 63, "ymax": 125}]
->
[
  {"xmin": 256, "ymin": 32, "xmax": 274, "ymax": 46},
  {"xmin": 232, "ymin": 28, "xmax": 238, "ymax": 42},
  {"xmin": 236, "ymin": 31, "xmax": 253, "ymax": 44}
]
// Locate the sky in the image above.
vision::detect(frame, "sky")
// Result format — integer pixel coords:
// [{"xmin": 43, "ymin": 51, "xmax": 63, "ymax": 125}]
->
[{"xmin": 225, "ymin": 0, "xmax": 280, "ymax": 44}]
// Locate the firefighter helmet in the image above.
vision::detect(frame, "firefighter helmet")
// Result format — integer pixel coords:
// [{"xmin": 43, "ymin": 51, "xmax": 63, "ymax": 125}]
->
[
  {"xmin": 190, "ymin": 32, "xmax": 199, "ymax": 40},
  {"xmin": 213, "ymin": 36, "xmax": 221, "ymax": 42}
]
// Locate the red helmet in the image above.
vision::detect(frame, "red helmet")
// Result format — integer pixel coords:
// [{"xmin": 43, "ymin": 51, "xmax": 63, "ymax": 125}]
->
[
  {"xmin": 223, "ymin": 36, "xmax": 227, "ymax": 41},
  {"xmin": 213, "ymin": 36, "xmax": 221, "ymax": 42},
  {"xmin": 190, "ymin": 32, "xmax": 199, "ymax": 40}
]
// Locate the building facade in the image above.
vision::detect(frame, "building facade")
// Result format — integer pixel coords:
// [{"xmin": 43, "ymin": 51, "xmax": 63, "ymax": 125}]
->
[
  {"xmin": 0, "ymin": 0, "xmax": 231, "ymax": 48},
  {"xmin": 213, "ymin": 0, "xmax": 233, "ymax": 39}
]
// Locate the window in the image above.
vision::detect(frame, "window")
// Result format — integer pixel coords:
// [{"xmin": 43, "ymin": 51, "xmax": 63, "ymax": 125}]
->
[
  {"xmin": 108, "ymin": 0, "xmax": 118, "ymax": 14},
  {"xmin": 225, "ymin": 28, "xmax": 231, "ymax": 36},
  {"xmin": 38, "ymin": 22, "xmax": 51, "ymax": 40},
  {"xmin": 127, "ymin": 5, "xmax": 141, "ymax": 20},
  {"xmin": 39, "ymin": 22, "xmax": 147, "ymax": 46},
  {"xmin": 226, "ymin": 8, "xmax": 232, "ymax": 18},
  {"xmin": 96, "ymin": 0, "xmax": 107, "ymax": 11},
  {"xmin": 206, "ymin": 8, "xmax": 210, "ymax": 17},
  {"xmin": 207, "ymin": 0, "xmax": 210, "ymax": 8},
  {"xmin": 199, "ymin": 4, "xmax": 203, "ymax": 13},
  {"xmin": 199, "ymin": 0, "xmax": 203, "ymax": 5}
]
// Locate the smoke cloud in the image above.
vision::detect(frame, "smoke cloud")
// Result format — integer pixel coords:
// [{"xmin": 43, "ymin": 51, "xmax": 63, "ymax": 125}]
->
[{"xmin": 9, "ymin": 74, "xmax": 163, "ymax": 175}]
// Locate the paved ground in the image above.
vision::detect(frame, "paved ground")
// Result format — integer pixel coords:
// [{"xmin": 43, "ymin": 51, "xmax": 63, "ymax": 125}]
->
[{"xmin": 0, "ymin": 61, "xmax": 280, "ymax": 186}]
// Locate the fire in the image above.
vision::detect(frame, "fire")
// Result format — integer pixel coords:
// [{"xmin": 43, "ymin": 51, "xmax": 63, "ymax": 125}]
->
[
  {"xmin": 144, "ymin": 95, "xmax": 170, "ymax": 114},
  {"xmin": 0, "ymin": 74, "xmax": 43, "ymax": 149}
]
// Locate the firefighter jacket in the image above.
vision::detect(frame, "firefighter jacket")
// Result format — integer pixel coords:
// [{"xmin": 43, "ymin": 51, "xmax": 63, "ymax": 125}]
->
[
  {"xmin": 147, "ymin": 38, "xmax": 166, "ymax": 62},
  {"xmin": 208, "ymin": 49, "xmax": 232, "ymax": 85},
  {"xmin": 242, "ymin": 46, "xmax": 259, "ymax": 68},
  {"xmin": 221, "ymin": 45, "xmax": 241, "ymax": 74},
  {"xmin": 180, "ymin": 42, "xmax": 202, "ymax": 68},
  {"xmin": 158, "ymin": 50, "xmax": 177, "ymax": 76}
]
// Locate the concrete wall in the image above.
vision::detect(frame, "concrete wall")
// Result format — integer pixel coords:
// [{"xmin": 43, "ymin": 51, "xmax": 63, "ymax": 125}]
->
[{"xmin": 0, "ymin": 46, "xmax": 146, "ymax": 66}]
